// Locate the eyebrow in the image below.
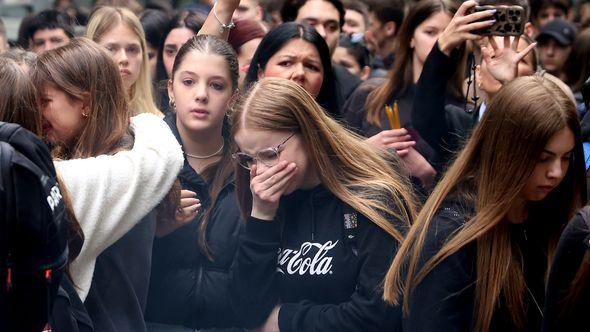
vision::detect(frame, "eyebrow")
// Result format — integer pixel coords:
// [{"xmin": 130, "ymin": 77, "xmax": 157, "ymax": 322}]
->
[
  {"xmin": 178, "ymin": 71, "xmax": 228, "ymax": 80},
  {"xmin": 542, "ymin": 148, "xmax": 574, "ymax": 156}
]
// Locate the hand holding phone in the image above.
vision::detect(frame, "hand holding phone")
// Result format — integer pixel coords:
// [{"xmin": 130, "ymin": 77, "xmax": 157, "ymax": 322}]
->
[{"xmin": 467, "ymin": 5, "xmax": 527, "ymax": 36}]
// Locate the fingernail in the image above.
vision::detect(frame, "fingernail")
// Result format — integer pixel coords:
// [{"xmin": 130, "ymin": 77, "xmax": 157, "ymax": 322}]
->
[{"xmin": 490, "ymin": 9, "xmax": 497, "ymax": 13}]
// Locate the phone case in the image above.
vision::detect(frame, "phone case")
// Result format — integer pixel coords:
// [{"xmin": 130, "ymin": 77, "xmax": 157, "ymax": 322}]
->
[{"xmin": 469, "ymin": 5, "xmax": 526, "ymax": 36}]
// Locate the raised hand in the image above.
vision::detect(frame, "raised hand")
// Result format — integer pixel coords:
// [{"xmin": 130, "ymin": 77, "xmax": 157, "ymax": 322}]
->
[
  {"xmin": 367, "ymin": 128, "xmax": 416, "ymax": 157},
  {"xmin": 438, "ymin": 0, "xmax": 496, "ymax": 56},
  {"xmin": 250, "ymin": 161, "xmax": 298, "ymax": 221},
  {"xmin": 481, "ymin": 36, "xmax": 536, "ymax": 85},
  {"xmin": 157, "ymin": 189, "xmax": 200, "ymax": 237}
]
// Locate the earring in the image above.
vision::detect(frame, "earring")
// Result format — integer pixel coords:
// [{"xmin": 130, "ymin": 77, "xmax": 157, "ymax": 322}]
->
[
  {"xmin": 169, "ymin": 100, "xmax": 176, "ymax": 111},
  {"xmin": 82, "ymin": 112, "xmax": 89, "ymax": 117},
  {"xmin": 477, "ymin": 82, "xmax": 482, "ymax": 89}
]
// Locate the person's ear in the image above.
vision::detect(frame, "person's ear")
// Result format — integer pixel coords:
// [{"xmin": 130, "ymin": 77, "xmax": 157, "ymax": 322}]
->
[
  {"xmin": 360, "ymin": 66, "xmax": 371, "ymax": 81},
  {"xmin": 384, "ymin": 21, "xmax": 397, "ymax": 38},
  {"xmin": 167, "ymin": 79, "xmax": 176, "ymax": 109}
]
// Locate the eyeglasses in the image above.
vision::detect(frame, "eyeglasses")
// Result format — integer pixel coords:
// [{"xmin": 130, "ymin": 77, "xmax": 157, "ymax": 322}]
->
[{"xmin": 232, "ymin": 133, "xmax": 295, "ymax": 170}]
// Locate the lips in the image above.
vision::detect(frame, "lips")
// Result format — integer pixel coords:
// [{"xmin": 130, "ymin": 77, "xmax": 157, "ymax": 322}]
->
[
  {"xmin": 120, "ymin": 69, "xmax": 132, "ymax": 76},
  {"xmin": 42, "ymin": 121, "xmax": 53, "ymax": 134},
  {"xmin": 538, "ymin": 185, "xmax": 555, "ymax": 193},
  {"xmin": 190, "ymin": 108, "xmax": 210, "ymax": 119}
]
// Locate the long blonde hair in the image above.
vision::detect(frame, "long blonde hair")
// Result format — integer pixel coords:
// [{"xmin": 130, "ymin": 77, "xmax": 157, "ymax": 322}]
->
[
  {"xmin": 384, "ymin": 75, "xmax": 587, "ymax": 331},
  {"xmin": 87, "ymin": 6, "xmax": 162, "ymax": 116},
  {"xmin": 231, "ymin": 77, "xmax": 416, "ymax": 243}
]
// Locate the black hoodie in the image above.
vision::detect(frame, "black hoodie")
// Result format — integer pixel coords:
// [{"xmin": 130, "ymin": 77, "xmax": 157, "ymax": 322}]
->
[
  {"xmin": 230, "ymin": 184, "xmax": 406, "ymax": 332},
  {"xmin": 406, "ymin": 198, "xmax": 548, "ymax": 331},
  {"xmin": 543, "ymin": 207, "xmax": 590, "ymax": 331}
]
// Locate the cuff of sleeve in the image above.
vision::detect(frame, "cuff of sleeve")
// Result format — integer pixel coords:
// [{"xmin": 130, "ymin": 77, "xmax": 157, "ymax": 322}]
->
[
  {"xmin": 246, "ymin": 216, "xmax": 280, "ymax": 243},
  {"xmin": 278, "ymin": 303, "xmax": 298, "ymax": 332}
]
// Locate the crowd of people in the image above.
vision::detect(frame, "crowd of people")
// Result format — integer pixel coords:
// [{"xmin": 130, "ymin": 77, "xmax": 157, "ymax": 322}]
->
[{"xmin": 1, "ymin": 0, "xmax": 590, "ymax": 331}]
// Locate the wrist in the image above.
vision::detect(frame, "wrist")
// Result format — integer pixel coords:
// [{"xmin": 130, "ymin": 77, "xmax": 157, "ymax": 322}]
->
[
  {"xmin": 251, "ymin": 206, "xmax": 277, "ymax": 221},
  {"xmin": 437, "ymin": 37, "xmax": 452, "ymax": 57}
]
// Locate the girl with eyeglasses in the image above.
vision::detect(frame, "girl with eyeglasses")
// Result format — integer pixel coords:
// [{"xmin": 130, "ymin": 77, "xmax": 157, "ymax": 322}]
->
[
  {"xmin": 229, "ymin": 77, "xmax": 416, "ymax": 331},
  {"xmin": 145, "ymin": 34, "xmax": 244, "ymax": 331}
]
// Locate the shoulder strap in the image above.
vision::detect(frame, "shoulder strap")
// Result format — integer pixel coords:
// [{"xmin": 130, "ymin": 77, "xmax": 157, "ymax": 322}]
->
[{"xmin": 343, "ymin": 205, "xmax": 359, "ymax": 256}]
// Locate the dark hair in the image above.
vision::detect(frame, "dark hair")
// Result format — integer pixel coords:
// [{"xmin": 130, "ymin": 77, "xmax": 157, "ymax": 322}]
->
[
  {"xmin": 155, "ymin": 10, "xmax": 206, "ymax": 83},
  {"xmin": 139, "ymin": 9, "xmax": 170, "ymax": 49},
  {"xmin": 171, "ymin": 35, "xmax": 238, "ymax": 259},
  {"xmin": 338, "ymin": 34, "xmax": 370, "ymax": 68},
  {"xmin": 0, "ymin": 57, "xmax": 41, "ymax": 135},
  {"xmin": 365, "ymin": 0, "xmax": 462, "ymax": 126},
  {"xmin": 343, "ymin": 0, "xmax": 369, "ymax": 27},
  {"xmin": 531, "ymin": 0, "xmax": 572, "ymax": 20},
  {"xmin": 244, "ymin": 22, "xmax": 338, "ymax": 116},
  {"xmin": 281, "ymin": 0, "xmax": 345, "ymax": 28},
  {"xmin": 564, "ymin": 28, "xmax": 590, "ymax": 92},
  {"xmin": 366, "ymin": 0, "xmax": 405, "ymax": 29},
  {"xmin": 25, "ymin": 9, "xmax": 75, "ymax": 43}
]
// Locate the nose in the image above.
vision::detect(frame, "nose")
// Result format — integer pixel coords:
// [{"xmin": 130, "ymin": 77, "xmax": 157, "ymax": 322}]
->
[
  {"xmin": 547, "ymin": 158, "xmax": 565, "ymax": 180},
  {"xmin": 194, "ymin": 82, "xmax": 208, "ymax": 102},
  {"xmin": 546, "ymin": 44, "xmax": 555, "ymax": 56},
  {"xmin": 290, "ymin": 63, "xmax": 306, "ymax": 85},
  {"xmin": 118, "ymin": 49, "xmax": 129, "ymax": 65},
  {"xmin": 314, "ymin": 24, "xmax": 327, "ymax": 39}
]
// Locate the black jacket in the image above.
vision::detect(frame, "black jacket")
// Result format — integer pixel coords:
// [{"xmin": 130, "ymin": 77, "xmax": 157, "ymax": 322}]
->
[
  {"xmin": 51, "ymin": 275, "xmax": 94, "ymax": 332},
  {"xmin": 84, "ymin": 211, "xmax": 157, "ymax": 332},
  {"xmin": 406, "ymin": 198, "xmax": 547, "ymax": 331},
  {"xmin": 145, "ymin": 113, "xmax": 243, "ymax": 330},
  {"xmin": 411, "ymin": 42, "xmax": 478, "ymax": 172},
  {"xmin": 333, "ymin": 63, "xmax": 361, "ymax": 117},
  {"xmin": 230, "ymin": 184, "xmax": 406, "ymax": 332},
  {"xmin": 543, "ymin": 207, "xmax": 590, "ymax": 331}
]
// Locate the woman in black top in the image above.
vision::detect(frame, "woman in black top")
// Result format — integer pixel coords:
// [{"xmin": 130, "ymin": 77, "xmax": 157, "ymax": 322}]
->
[
  {"xmin": 230, "ymin": 77, "xmax": 416, "ymax": 332},
  {"xmin": 411, "ymin": 0, "xmax": 538, "ymax": 172},
  {"xmin": 145, "ymin": 35, "xmax": 243, "ymax": 331},
  {"xmin": 342, "ymin": 0, "xmax": 464, "ymax": 190},
  {"xmin": 385, "ymin": 74, "xmax": 587, "ymax": 332},
  {"xmin": 543, "ymin": 206, "xmax": 590, "ymax": 331}
]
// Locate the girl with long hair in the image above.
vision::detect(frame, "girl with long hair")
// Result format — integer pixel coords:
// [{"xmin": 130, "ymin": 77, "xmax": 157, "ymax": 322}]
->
[
  {"xmin": 342, "ymin": 0, "xmax": 463, "ymax": 190},
  {"xmin": 32, "ymin": 37, "xmax": 184, "ymax": 331},
  {"xmin": 229, "ymin": 77, "xmax": 416, "ymax": 331},
  {"xmin": 384, "ymin": 75, "xmax": 587, "ymax": 331},
  {"xmin": 411, "ymin": 0, "xmax": 538, "ymax": 172},
  {"xmin": 86, "ymin": 6, "xmax": 162, "ymax": 116},
  {"xmin": 243, "ymin": 22, "xmax": 339, "ymax": 117},
  {"xmin": 145, "ymin": 34, "xmax": 244, "ymax": 331}
]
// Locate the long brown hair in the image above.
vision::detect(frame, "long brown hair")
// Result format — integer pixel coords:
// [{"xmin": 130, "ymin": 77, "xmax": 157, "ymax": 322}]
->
[
  {"xmin": 231, "ymin": 77, "xmax": 416, "ymax": 243},
  {"xmin": 170, "ymin": 35, "xmax": 239, "ymax": 259},
  {"xmin": 0, "ymin": 57, "xmax": 83, "ymax": 265},
  {"xmin": 32, "ymin": 37, "xmax": 131, "ymax": 159},
  {"xmin": 0, "ymin": 57, "xmax": 42, "ymax": 135},
  {"xmin": 87, "ymin": 6, "xmax": 162, "ymax": 116},
  {"xmin": 365, "ymin": 0, "xmax": 463, "ymax": 126},
  {"xmin": 384, "ymin": 75, "xmax": 587, "ymax": 331}
]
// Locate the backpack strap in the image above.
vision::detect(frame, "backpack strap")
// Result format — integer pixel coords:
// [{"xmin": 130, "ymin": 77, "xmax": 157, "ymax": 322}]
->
[
  {"xmin": 0, "ymin": 142, "xmax": 16, "ymax": 291},
  {"xmin": 577, "ymin": 206, "xmax": 590, "ymax": 249},
  {"xmin": 343, "ymin": 204, "xmax": 359, "ymax": 256}
]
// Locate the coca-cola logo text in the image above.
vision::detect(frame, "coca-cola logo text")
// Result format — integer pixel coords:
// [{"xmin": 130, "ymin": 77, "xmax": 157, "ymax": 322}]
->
[{"xmin": 277, "ymin": 241, "xmax": 339, "ymax": 275}]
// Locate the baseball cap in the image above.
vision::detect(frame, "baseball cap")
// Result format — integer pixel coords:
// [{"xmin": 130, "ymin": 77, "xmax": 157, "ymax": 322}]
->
[{"xmin": 537, "ymin": 18, "xmax": 577, "ymax": 46}]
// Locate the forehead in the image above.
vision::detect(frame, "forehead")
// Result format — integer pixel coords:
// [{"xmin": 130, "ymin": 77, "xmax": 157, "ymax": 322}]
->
[
  {"xmin": 33, "ymin": 28, "xmax": 68, "ymax": 39},
  {"xmin": 174, "ymin": 51, "xmax": 231, "ymax": 78},
  {"xmin": 165, "ymin": 27, "xmax": 195, "ymax": 45},
  {"xmin": 99, "ymin": 22, "xmax": 140, "ymax": 44},
  {"xmin": 418, "ymin": 11, "xmax": 452, "ymax": 29},
  {"xmin": 297, "ymin": 0, "xmax": 340, "ymax": 22},
  {"xmin": 274, "ymin": 38, "xmax": 321, "ymax": 59}
]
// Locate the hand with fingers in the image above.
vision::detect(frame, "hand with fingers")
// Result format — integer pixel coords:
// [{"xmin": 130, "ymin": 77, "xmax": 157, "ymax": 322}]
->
[
  {"xmin": 367, "ymin": 128, "xmax": 416, "ymax": 157},
  {"xmin": 250, "ymin": 161, "xmax": 298, "ymax": 221},
  {"xmin": 156, "ymin": 189, "xmax": 201, "ymax": 237},
  {"xmin": 438, "ymin": 0, "xmax": 496, "ymax": 56},
  {"xmin": 401, "ymin": 148, "xmax": 437, "ymax": 190},
  {"xmin": 481, "ymin": 36, "xmax": 537, "ymax": 85}
]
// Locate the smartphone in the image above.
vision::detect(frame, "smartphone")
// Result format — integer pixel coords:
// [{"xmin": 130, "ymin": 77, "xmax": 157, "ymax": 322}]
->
[{"xmin": 468, "ymin": 5, "xmax": 527, "ymax": 36}]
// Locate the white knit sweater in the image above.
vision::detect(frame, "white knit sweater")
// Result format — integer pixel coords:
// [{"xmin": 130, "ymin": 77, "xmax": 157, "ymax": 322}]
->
[{"xmin": 54, "ymin": 113, "xmax": 184, "ymax": 301}]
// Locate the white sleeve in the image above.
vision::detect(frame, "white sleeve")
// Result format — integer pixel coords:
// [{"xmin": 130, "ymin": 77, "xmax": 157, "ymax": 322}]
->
[{"xmin": 55, "ymin": 113, "xmax": 183, "ymax": 264}]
